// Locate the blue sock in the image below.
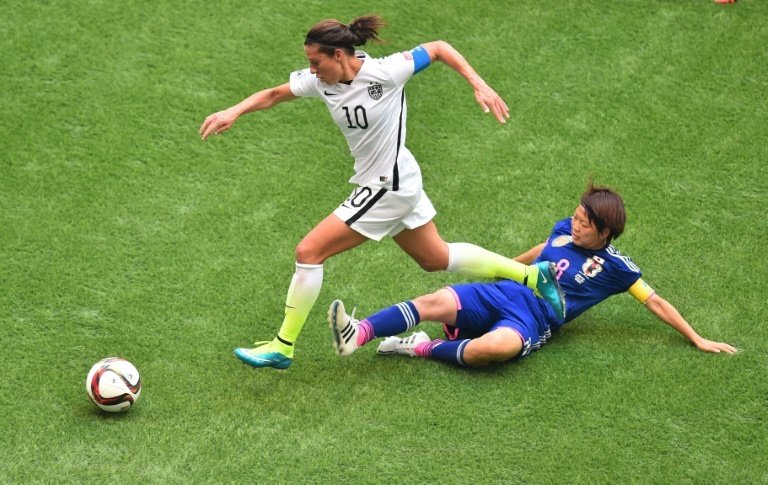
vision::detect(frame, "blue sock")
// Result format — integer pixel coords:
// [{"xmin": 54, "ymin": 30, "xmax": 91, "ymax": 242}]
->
[
  {"xmin": 365, "ymin": 301, "xmax": 421, "ymax": 338},
  {"xmin": 419, "ymin": 339, "xmax": 471, "ymax": 367}
]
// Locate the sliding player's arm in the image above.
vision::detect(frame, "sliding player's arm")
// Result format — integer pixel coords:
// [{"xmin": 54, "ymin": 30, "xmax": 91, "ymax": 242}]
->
[
  {"xmin": 513, "ymin": 243, "xmax": 546, "ymax": 265},
  {"xmin": 629, "ymin": 279, "xmax": 737, "ymax": 354}
]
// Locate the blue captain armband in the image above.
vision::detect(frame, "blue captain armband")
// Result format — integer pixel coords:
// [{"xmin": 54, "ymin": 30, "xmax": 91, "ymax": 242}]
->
[{"xmin": 410, "ymin": 45, "xmax": 431, "ymax": 74}]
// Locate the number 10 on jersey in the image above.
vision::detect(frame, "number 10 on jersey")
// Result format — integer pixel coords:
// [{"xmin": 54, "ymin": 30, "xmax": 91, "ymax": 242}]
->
[{"xmin": 343, "ymin": 106, "xmax": 368, "ymax": 129}]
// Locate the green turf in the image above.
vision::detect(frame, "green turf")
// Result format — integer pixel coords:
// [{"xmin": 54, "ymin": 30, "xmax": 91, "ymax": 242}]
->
[{"xmin": 1, "ymin": 0, "xmax": 766, "ymax": 482}]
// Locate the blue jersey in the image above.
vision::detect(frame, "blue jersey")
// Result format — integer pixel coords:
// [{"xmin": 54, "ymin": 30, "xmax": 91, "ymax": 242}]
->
[{"xmin": 536, "ymin": 218, "xmax": 642, "ymax": 323}]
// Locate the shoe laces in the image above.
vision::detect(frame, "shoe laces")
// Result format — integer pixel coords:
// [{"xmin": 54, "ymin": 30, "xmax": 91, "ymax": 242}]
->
[{"xmin": 399, "ymin": 333, "xmax": 421, "ymax": 350}]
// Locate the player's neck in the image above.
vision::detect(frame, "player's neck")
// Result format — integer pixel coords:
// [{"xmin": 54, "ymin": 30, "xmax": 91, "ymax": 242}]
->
[
  {"xmin": 585, "ymin": 241, "xmax": 608, "ymax": 250},
  {"xmin": 339, "ymin": 57, "xmax": 363, "ymax": 84}
]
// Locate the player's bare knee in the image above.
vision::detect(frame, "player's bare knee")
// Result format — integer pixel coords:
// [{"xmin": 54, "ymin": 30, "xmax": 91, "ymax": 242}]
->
[
  {"xmin": 294, "ymin": 241, "xmax": 324, "ymax": 265},
  {"xmin": 414, "ymin": 255, "xmax": 448, "ymax": 272},
  {"xmin": 480, "ymin": 344, "xmax": 513, "ymax": 361},
  {"xmin": 412, "ymin": 289, "xmax": 456, "ymax": 322},
  {"xmin": 463, "ymin": 343, "xmax": 497, "ymax": 367},
  {"xmin": 413, "ymin": 292, "xmax": 443, "ymax": 312},
  {"xmin": 470, "ymin": 331, "xmax": 521, "ymax": 363}
]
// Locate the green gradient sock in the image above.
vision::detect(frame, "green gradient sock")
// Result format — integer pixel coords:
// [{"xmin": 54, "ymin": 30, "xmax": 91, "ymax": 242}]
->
[
  {"xmin": 276, "ymin": 262, "xmax": 324, "ymax": 345},
  {"xmin": 446, "ymin": 242, "xmax": 538, "ymax": 290}
]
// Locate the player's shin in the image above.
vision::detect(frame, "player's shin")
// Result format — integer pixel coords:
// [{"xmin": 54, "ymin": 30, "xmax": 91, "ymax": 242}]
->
[
  {"xmin": 276, "ymin": 263, "xmax": 324, "ymax": 351},
  {"xmin": 363, "ymin": 301, "xmax": 421, "ymax": 344},
  {"xmin": 418, "ymin": 339, "xmax": 471, "ymax": 367}
]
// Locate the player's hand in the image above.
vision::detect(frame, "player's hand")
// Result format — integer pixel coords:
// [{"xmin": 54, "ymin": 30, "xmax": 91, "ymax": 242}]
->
[
  {"xmin": 473, "ymin": 82, "xmax": 510, "ymax": 124},
  {"xmin": 695, "ymin": 338, "xmax": 737, "ymax": 354},
  {"xmin": 199, "ymin": 108, "xmax": 239, "ymax": 140}
]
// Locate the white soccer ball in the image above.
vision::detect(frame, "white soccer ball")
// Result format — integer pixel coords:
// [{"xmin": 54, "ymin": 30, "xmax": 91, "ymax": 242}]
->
[{"xmin": 85, "ymin": 357, "xmax": 142, "ymax": 412}]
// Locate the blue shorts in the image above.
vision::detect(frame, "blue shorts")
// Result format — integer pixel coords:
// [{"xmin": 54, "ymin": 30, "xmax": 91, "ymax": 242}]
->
[{"xmin": 445, "ymin": 280, "xmax": 559, "ymax": 358}]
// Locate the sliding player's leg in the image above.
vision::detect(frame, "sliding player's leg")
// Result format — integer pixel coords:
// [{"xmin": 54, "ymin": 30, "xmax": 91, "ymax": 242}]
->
[
  {"xmin": 381, "ymin": 282, "xmax": 552, "ymax": 367},
  {"xmin": 392, "ymin": 223, "xmax": 565, "ymax": 319},
  {"xmin": 329, "ymin": 288, "xmax": 458, "ymax": 356}
]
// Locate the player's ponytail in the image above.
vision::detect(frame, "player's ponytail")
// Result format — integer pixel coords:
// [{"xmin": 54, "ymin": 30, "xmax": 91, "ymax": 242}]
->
[
  {"xmin": 348, "ymin": 15, "xmax": 386, "ymax": 46},
  {"xmin": 305, "ymin": 14, "xmax": 385, "ymax": 56}
]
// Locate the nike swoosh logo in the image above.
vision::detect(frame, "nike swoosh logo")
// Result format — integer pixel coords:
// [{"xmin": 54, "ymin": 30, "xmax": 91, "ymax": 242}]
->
[
  {"xmin": 254, "ymin": 355, "xmax": 279, "ymax": 362},
  {"xmin": 323, "ymin": 90, "xmax": 338, "ymax": 96}
]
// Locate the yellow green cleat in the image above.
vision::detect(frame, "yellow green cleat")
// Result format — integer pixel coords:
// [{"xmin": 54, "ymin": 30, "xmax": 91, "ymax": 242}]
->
[{"xmin": 234, "ymin": 339, "xmax": 293, "ymax": 370}]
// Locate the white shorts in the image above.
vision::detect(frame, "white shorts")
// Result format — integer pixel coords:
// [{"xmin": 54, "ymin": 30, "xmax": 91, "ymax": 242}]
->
[{"xmin": 333, "ymin": 185, "xmax": 437, "ymax": 241}]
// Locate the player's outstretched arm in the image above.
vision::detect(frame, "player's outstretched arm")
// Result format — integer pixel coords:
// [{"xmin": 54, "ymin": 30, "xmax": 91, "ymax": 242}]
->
[
  {"xmin": 644, "ymin": 293, "xmax": 737, "ymax": 353},
  {"xmin": 420, "ymin": 40, "xmax": 510, "ymax": 124},
  {"xmin": 200, "ymin": 83, "xmax": 296, "ymax": 140},
  {"xmin": 513, "ymin": 243, "xmax": 546, "ymax": 265}
]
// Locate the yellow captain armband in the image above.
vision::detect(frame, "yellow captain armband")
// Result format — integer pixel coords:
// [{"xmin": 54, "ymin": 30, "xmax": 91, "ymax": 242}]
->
[{"xmin": 629, "ymin": 278, "xmax": 655, "ymax": 304}]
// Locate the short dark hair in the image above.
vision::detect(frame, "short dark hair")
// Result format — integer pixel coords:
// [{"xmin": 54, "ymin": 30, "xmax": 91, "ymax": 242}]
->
[
  {"xmin": 579, "ymin": 182, "xmax": 626, "ymax": 243},
  {"xmin": 304, "ymin": 15, "xmax": 386, "ymax": 56}
]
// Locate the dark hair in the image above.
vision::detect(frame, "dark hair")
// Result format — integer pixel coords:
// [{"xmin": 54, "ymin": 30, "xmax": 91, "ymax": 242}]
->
[
  {"xmin": 304, "ymin": 15, "xmax": 386, "ymax": 56},
  {"xmin": 579, "ymin": 182, "xmax": 626, "ymax": 243}
]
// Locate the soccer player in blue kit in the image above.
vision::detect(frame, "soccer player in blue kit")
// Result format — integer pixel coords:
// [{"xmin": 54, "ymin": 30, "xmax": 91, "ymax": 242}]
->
[
  {"xmin": 200, "ymin": 15, "xmax": 565, "ymax": 370},
  {"xmin": 329, "ymin": 184, "xmax": 737, "ymax": 367}
]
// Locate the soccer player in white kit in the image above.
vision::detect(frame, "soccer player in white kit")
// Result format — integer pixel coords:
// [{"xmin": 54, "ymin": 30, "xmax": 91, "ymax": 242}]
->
[{"xmin": 200, "ymin": 15, "xmax": 565, "ymax": 370}]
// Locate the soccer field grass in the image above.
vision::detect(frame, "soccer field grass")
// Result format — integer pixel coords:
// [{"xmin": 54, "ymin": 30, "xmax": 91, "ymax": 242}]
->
[{"xmin": 2, "ymin": 0, "xmax": 766, "ymax": 482}]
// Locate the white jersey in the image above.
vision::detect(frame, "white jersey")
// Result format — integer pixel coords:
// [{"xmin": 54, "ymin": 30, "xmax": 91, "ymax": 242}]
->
[{"xmin": 289, "ymin": 50, "xmax": 423, "ymax": 191}]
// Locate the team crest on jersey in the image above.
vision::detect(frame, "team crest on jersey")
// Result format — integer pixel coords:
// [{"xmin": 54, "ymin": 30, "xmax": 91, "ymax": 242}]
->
[
  {"xmin": 368, "ymin": 83, "xmax": 383, "ymax": 100},
  {"xmin": 552, "ymin": 235, "xmax": 572, "ymax": 247},
  {"xmin": 581, "ymin": 256, "xmax": 605, "ymax": 278}
]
